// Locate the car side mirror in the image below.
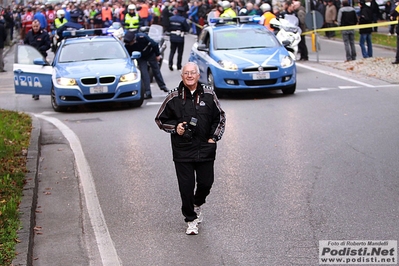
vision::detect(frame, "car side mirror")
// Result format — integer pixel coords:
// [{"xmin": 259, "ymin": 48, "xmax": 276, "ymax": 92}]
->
[
  {"xmin": 197, "ymin": 44, "xmax": 209, "ymax": 52},
  {"xmin": 33, "ymin": 58, "xmax": 49, "ymax": 66},
  {"xmin": 131, "ymin": 51, "xmax": 141, "ymax": 59}
]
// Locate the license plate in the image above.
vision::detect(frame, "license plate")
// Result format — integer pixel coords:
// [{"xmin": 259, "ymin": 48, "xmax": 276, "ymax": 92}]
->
[
  {"xmin": 89, "ymin": 86, "xmax": 108, "ymax": 94},
  {"xmin": 252, "ymin": 72, "xmax": 270, "ymax": 80}
]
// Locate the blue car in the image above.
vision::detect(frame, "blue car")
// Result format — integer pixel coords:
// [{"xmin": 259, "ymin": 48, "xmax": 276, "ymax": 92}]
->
[
  {"xmin": 14, "ymin": 30, "xmax": 142, "ymax": 112},
  {"xmin": 189, "ymin": 16, "xmax": 297, "ymax": 95}
]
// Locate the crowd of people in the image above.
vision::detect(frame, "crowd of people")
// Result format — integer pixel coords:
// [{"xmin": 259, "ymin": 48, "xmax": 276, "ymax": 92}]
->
[{"xmin": 0, "ymin": 0, "xmax": 398, "ymax": 73}]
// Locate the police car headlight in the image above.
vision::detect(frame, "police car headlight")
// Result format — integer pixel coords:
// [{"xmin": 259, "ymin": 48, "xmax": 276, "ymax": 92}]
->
[
  {"xmin": 218, "ymin": 60, "xmax": 238, "ymax": 70},
  {"xmin": 281, "ymin": 56, "xmax": 294, "ymax": 68},
  {"xmin": 56, "ymin": 77, "xmax": 77, "ymax": 86},
  {"xmin": 120, "ymin": 72, "xmax": 138, "ymax": 82}
]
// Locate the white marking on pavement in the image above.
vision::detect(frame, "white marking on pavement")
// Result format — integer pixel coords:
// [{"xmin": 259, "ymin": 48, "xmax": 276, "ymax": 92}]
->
[
  {"xmin": 308, "ymin": 88, "xmax": 331, "ymax": 91},
  {"xmin": 373, "ymin": 84, "xmax": 399, "ymax": 88},
  {"xmin": 146, "ymin": 102, "xmax": 163, "ymax": 105},
  {"xmin": 339, "ymin": 86, "xmax": 361, "ymax": 89},
  {"xmin": 35, "ymin": 114, "xmax": 122, "ymax": 266},
  {"xmin": 296, "ymin": 63, "xmax": 375, "ymax": 87}
]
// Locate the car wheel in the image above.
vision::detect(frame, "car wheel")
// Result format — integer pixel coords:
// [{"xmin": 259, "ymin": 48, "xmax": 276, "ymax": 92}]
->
[
  {"xmin": 51, "ymin": 87, "xmax": 67, "ymax": 112},
  {"xmin": 282, "ymin": 83, "xmax": 296, "ymax": 95},
  {"xmin": 208, "ymin": 71, "xmax": 224, "ymax": 98}
]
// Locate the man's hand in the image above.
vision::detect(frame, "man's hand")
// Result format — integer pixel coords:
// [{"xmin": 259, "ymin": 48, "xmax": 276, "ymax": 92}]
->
[{"xmin": 177, "ymin": 122, "xmax": 186, "ymax": 135}]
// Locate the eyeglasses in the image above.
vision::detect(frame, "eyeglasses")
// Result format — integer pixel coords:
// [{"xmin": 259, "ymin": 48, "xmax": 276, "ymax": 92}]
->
[{"xmin": 182, "ymin": 71, "xmax": 198, "ymax": 76}]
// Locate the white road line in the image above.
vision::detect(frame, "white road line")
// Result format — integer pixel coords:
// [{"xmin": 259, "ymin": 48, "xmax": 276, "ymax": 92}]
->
[
  {"xmin": 296, "ymin": 62, "xmax": 375, "ymax": 87},
  {"xmin": 146, "ymin": 102, "xmax": 163, "ymax": 105},
  {"xmin": 373, "ymin": 84, "xmax": 399, "ymax": 88},
  {"xmin": 308, "ymin": 88, "xmax": 331, "ymax": 91},
  {"xmin": 339, "ymin": 86, "xmax": 361, "ymax": 89},
  {"xmin": 35, "ymin": 114, "xmax": 122, "ymax": 266}
]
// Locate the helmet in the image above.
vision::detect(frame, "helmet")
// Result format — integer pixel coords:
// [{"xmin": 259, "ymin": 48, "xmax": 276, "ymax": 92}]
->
[
  {"xmin": 221, "ymin": 0, "xmax": 230, "ymax": 9},
  {"xmin": 260, "ymin": 3, "xmax": 271, "ymax": 12},
  {"xmin": 56, "ymin": 9, "xmax": 65, "ymax": 18},
  {"xmin": 128, "ymin": 4, "xmax": 136, "ymax": 10}
]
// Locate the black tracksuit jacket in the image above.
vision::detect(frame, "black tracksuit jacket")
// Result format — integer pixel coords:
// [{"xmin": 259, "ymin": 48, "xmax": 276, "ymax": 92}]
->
[{"xmin": 155, "ymin": 82, "xmax": 226, "ymax": 162}]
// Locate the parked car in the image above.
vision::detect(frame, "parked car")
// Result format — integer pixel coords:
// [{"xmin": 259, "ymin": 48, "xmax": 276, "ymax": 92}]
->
[
  {"xmin": 189, "ymin": 16, "xmax": 297, "ymax": 95},
  {"xmin": 13, "ymin": 29, "xmax": 143, "ymax": 112}
]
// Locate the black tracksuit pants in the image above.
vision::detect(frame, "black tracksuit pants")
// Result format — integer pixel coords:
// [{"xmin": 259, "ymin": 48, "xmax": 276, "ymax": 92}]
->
[{"xmin": 174, "ymin": 161, "xmax": 214, "ymax": 222}]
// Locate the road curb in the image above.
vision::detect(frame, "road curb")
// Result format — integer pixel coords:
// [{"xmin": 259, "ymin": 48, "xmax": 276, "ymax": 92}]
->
[{"xmin": 12, "ymin": 114, "xmax": 41, "ymax": 266}]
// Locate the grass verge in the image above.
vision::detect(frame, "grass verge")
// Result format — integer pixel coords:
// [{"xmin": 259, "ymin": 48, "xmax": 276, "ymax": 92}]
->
[{"xmin": 0, "ymin": 109, "xmax": 32, "ymax": 266}]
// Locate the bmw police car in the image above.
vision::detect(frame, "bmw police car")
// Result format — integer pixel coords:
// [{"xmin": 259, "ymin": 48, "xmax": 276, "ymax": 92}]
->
[
  {"xmin": 14, "ymin": 29, "xmax": 142, "ymax": 112},
  {"xmin": 189, "ymin": 16, "xmax": 296, "ymax": 95}
]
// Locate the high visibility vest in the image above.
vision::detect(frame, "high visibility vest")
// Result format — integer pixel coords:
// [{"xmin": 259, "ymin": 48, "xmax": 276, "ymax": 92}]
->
[
  {"xmin": 153, "ymin": 6, "xmax": 161, "ymax": 17},
  {"xmin": 220, "ymin": 8, "xmax": 236, "ymax": 18},
  {"xmin": 120, "ymin": 7, "xmax": 125, "ymax": 21},
  {"xmin": 262, "ymin": 12, "xmax": 276, "ymax": 31},
  {"xmin": 138, "ymin": 4, "xmax": 149, "ymax": 18},
  {"xmin": 101, "ymin": 7, "xmax": 113, "ymax": 21},
  {"xmin": 89, "ymin": 10, "xmax": 97, "ymax": 19},
  {"xmin": 125, "ymin": 13, "xmax": 139, "ymax": 29},
  {"xmin": 54, "ymin": 18, "xmax": 68, "ymax": 28}
]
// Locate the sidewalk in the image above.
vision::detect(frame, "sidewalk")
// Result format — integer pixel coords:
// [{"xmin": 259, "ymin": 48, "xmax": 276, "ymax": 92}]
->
[{"xmin": 12, "ymin": 117, "xmax": 90, "ymax": 266}]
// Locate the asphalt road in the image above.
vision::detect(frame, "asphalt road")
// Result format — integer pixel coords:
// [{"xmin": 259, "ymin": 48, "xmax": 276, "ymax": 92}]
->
[{"xmin": 2, "ymin": 33, "xmax": 399, "ymax": 265}]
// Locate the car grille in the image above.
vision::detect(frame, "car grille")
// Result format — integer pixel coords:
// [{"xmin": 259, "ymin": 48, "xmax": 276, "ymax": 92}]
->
[
  {"xmin": 81, "ymin": 76, "xmax": 116, "ymax": 85},
  {"xmin": 245, "ymin": 79, "xmax": 277, "ymax": 86},
  {"xmin": 84, "ymin": 93, "xmax": 115, "ymax": 100},
  {"xmin": 242, "ymin": 67, "xmax": 278, "ymax": 73}
]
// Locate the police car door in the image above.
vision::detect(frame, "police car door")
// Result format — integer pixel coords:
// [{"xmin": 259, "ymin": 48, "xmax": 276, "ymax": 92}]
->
[
  {"xmin": 191, "ymin": 30, "xmax": 211, "ymax": 82},
  {"xmin": 13, "ymin": 45, "xmax": 52, "ymax": 95}
]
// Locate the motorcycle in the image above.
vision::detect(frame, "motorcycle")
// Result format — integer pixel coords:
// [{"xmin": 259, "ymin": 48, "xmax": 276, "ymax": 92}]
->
[
  {"xmin": 107, "ymin": 22, "xmax": 125, "ymax": 40},
  {"xmin": 270, "ymin": 16, "xmax": 301, "ymax": 61}
]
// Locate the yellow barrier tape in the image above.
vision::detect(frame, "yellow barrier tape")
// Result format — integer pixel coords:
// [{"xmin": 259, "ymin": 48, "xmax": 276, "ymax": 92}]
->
[
  {"xmin": 186, "ymin": 18, "xmax": 397, "ymax": 35},
  {"xmin": 186, "ymin": 19, "xmax": 205, "ymax": 29},
  {"xmin": 302, "ymin": 20, "xmax": 398, "ymax": 35}
]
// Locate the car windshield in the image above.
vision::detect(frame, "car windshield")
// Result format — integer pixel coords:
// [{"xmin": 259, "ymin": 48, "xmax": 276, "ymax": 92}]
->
[
  {"xmin": 58, "ymin": 41, "xmax": 127, "ymax": 63},
  {"xmin": 214, "ymin": 28, "xmax": 279, "ymax": 50}
]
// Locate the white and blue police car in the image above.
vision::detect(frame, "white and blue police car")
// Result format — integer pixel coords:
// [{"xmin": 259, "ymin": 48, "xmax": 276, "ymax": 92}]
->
[
  {"xmin": 13, "ymin": 29, "xmax": 142, "ymax": 112},
  {"xmin": 189, "ymin": 16, "xmax": 296, "ymax": 95}
]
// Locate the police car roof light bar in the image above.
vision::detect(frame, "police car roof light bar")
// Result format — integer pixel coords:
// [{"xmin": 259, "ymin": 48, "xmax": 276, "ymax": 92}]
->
[
  {"xmin": 62, "ymin": 28, "xmax": 108, "ymax": 38},
  {"xmin": 209, "ymin": 15, "xmax": 261, "ymax": 25}
]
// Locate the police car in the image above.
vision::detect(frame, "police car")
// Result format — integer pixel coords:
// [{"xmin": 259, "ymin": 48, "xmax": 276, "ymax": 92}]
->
[
  {"xmin": 189, "ymin": 16, "xmax": 296, "ymax": 95},
  {"xmin": 14, "ymin": 29, "xmax": 142, "ymax": 112}
]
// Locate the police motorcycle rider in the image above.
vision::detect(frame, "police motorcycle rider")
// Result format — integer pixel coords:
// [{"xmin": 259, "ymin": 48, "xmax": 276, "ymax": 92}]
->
[
  {"xmin": 51, "ymin": 9, "xmax": 68, "ymax": 52},
  {"xmin": 55, "ymin": 15, "xmax": 84, "ymax": 50},
  {"xmin": 54, "ymin": 9, "xmax": 68, "ymax": 29},
  {"xmin": 220, "ymin": 0, "xmax": 237, "ymax": 18},
  {"xmin": 168, "ymin": 6, "xmax": 190, "ymax": 71},
  {"xmin": 124, "ymin": 4, "xmax": 141, "ymax": 30}
]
